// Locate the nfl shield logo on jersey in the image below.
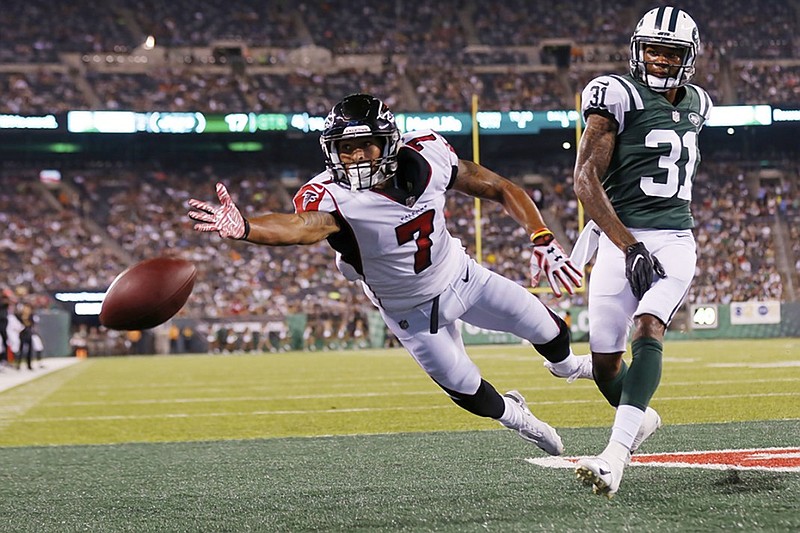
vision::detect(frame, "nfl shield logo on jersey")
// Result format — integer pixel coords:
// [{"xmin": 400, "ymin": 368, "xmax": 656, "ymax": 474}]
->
[{"xmin": 672, "ymin": 110, "xmax": 680, "ymax": 122}]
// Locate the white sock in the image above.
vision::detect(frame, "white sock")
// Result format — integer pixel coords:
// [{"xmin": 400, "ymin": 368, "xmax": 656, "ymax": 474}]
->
[
  {"xmin": 609, "ymin": 404, "xmax": 646, "ymax": 450},
  {"xmin": 546, "ymin": 350, "xmax": 578, "ymax": 377},
  {"xmin": 599, "ymin": 440, "xmax": 631, "ymax": 467},
  {"xmin": 497, "ymin": 396, "xmax": 523, "ymax": 427}
]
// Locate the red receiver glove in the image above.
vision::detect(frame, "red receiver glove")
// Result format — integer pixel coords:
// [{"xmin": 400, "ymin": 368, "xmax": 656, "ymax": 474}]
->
[{"xmin": 188, "ymin": 182, "xmax": 249, "ymax": 240}]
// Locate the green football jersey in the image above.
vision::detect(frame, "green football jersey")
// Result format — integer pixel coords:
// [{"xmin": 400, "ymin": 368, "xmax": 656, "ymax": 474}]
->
[{"xmin": 580, "ymin": 73, "xmax": 713, "ymax": 229}]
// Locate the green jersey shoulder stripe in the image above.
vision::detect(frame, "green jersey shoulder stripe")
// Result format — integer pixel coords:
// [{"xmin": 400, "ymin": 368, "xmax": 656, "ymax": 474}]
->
[
  {"xmin": 686, "ymin": 84, "xmax": 713, "ymax": 120},
  {"xmin": 608, "ymin": 74, "xmax": 644, "ymax": 111},
  {"xmin": 582, "ymin": 74, "xmax": 644, "ymax": 133}
]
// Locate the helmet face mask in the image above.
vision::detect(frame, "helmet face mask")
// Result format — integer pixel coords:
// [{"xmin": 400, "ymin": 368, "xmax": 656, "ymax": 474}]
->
[
  {"xmin": 630, "ymin": 6, "xmax": 699, "ymax": 92},
  {"xmin": 320, "ymin": 94, "xmax": 401, "ymax": 191}
]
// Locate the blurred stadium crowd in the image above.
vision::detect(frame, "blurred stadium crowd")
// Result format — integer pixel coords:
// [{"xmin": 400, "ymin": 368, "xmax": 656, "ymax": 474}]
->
[
  {"xmin": 1, "ymin": 0, "xmax": 798, "ymax": 354},
  {"xmin": 2, "ymin": 0, "xmax": 800, "ymax": 114}
]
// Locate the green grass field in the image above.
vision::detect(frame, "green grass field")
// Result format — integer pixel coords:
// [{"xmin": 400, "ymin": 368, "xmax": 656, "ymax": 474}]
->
[{"xmin": 0, "ymin": 339, "xmax": 798, "ymax": 532}]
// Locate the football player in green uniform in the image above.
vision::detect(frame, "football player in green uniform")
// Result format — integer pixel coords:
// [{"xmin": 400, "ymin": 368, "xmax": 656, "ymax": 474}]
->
[{"xmin": 571, "ymin": 6, "xmax": 713, "ymax": 498}]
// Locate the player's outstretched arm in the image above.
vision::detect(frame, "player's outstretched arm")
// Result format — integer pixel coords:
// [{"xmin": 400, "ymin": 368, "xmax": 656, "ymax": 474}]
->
[
  {"xmin": 246, "ymin": 210, "xmax": 340, "ymax": 246},
  {"xmin": 454, "ymin": 159, "xmax": 546, "ymax": 235},
  {"xmin": 188, "ymin": 182, "xmax": 339, "ymax": 246},
  {"xmin": 453, "ymin": 159, "xmax": 582, "ymax": 296}
]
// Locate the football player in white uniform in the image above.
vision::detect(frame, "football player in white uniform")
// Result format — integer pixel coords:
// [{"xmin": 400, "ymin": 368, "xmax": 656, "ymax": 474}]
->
[
  {"xmin": 189, "ymin": 94, "xmax": 589, "ymax": 456},
  {"xmin": 572, "ymin": 7, "xmax": 713, "ymax": 497}
]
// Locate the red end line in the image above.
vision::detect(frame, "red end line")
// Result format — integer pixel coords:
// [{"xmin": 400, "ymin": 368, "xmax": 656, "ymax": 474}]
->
[
  {"xmin": 527, "ymin": 447, "xmax": 800, "ymax": 472},
  {"xmin": 630, "ymin": 447, "xmax": 800, "ymax": 469}
]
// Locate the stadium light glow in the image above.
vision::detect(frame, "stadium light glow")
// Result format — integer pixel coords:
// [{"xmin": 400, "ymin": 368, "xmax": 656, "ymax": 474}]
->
[{"xmin": 227, "ymin": 142, "xmax": 263, "ymax": 152}]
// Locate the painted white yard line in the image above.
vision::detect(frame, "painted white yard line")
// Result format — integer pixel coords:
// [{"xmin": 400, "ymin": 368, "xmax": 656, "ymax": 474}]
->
[
  {"xmin": 661, "ymin": 377, "xmax": 800, "ymax": 387},
  {"xmin": 17, "ymin": 404, "xmax": 454, "ymax": 423},
  {"xmin": 47, "ymin": 390, "xmax": 447, "ymax": 407},
  {"xmin": 707, "ymin": 361, "xmax": 800, "ymax": 368},
  {"xmin": 38, "ymin": 376, "xmax": 800, "ymax": 408},
  {"xmin": 43, "ymin": 362, "xmax": 800, "ymax": 394},
  {"xmin": 10, "ymin": 391, "xmax": 800, "ymax": 424},
  {"xmin": 642, "ymin": 391, "xmax": 800, "ymax": 402}
]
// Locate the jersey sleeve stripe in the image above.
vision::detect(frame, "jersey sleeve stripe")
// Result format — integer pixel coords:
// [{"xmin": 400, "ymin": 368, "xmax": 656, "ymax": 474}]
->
[
  {"xmin": 700, "ymin": 88, "xmax": 713, "ymax": 119},
  {"xmin": 609, "ymin": 74, "xmax": 644, "ymax": 111},
  {"xmin": 688, "ymin": 84, "xmax": 713, "ymax": 119},
  {"xmin": 446, "ymin": 165, "xmax": 457, "ymax": 190},
  {"xmin": 585, "ymin": 108, "xmax": 619, "ymax": 127}
]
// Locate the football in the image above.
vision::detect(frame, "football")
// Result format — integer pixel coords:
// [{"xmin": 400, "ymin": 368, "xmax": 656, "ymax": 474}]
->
[{"xmin": 99, "ymin": 257, "xmax": 197, "ymax": 330}]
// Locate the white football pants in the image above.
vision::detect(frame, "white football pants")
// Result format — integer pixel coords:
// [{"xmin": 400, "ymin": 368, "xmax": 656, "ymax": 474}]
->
[
  {"xmin": 588, "ymin": 228, "xmax": 697, "ymax": 354},
  {"xmin": 379, "ymin": 258, "xmax": 562, "ymax": 395}
]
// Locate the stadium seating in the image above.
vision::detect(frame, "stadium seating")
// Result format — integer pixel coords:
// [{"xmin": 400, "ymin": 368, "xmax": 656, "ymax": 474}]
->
[
  {"xmin": 0, "ymin": 0, "xmax": 798, "ymax": 352},
  {"xmin": 0, "ymin": 0, "xmax": 797, "ymax": 111}
]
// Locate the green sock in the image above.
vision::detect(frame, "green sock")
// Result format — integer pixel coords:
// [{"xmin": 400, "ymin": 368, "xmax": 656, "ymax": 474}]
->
[
  {"xmin": 595, "ymin": 360, "xmax": 628, "ymax": 407},
  {"xmin": 620, "ymin": 337, "xmax": 663, "ymax": 410}
]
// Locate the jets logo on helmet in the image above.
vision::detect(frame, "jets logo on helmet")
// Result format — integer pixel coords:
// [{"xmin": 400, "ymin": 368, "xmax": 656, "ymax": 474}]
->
[
  {"xmin": 630, "ymin": 6, "xmax": 699, "ymax": 92},
  {"xmin": 320, "ymin": 93, "xmax": 401, "ymax": 191}
]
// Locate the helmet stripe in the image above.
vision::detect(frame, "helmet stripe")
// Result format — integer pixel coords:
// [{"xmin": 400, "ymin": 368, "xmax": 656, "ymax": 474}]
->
[
  {"xmin": 654, "ymin": 6, "xmax": 666, "ymax": 29},
  {"xmin": 667, "ymin": 7, "xmax": 680, "ymax": 32}
]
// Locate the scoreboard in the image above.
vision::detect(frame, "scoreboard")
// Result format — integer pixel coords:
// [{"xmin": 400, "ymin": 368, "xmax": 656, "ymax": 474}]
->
[{"xmin": 0, "ymin": 105, "xmax": 779, "ymax": 136}]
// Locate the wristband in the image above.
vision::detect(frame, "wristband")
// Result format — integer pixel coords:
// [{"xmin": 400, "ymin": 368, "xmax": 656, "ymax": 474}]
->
[
  {"xmin": 240, "ymin": 219, "xmax": 251, "ymax": 240},
  {"xmin": 530, "ymin": 228, "xmax": 554, "ymax": 246}
]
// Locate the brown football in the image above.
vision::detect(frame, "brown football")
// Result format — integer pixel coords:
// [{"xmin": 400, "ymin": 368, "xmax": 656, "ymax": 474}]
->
[{"xmin": 99, "ymin": 257, "xmax": 197, "ymax": 330}]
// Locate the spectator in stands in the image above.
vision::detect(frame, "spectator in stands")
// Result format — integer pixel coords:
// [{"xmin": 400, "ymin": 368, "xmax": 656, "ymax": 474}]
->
[
  {"xmin": 189, "ymin": 93, "xmax": 592, "ymax": 458},
  {"xmin": 0, "ymin": 290, "xmax": 11, "ymax": 367}
]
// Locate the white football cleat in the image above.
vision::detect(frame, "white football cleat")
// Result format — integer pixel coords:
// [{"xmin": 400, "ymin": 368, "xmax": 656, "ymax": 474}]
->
[
  {"xmin": 630, "ymin": 407, "xmax": 662, "ymax": 454},
  {"xmin": 501, "ymin": 390, "xmax": 564, "ymax": 456},
  {"xmin": 575, "ymin": 455, "xmax": 625, "ymax": 499},
  {"xmin": 544, "ymin": 354, "xmax": 593, "ymax": 383}
]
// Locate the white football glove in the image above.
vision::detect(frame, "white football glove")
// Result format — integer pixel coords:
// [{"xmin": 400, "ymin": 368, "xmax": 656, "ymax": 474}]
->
[
  {"xmin": 530, "ymin": 229, "xmax": 583, "ymax": 297},
  {"xmin": 188, "ymin": 182, "xmax": 249, "ymax": 239}
]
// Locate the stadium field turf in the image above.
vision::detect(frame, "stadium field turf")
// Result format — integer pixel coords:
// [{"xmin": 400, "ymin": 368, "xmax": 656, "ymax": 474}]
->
[{"xmin": 0, "ymin": 339, "xmax": 798, "ymax": 532}]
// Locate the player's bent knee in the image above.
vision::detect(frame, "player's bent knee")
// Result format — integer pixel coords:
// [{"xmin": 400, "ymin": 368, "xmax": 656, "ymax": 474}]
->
[
  {"xmin": 592, "ymin": 353, "xmax": 624, "ymax": 381},
  {"xmin": 633, "ymin": 314, "xmax": 666, "ymax": 340},
  {"xmin": 532, "ymin": 313, "xmax": 570, "ymax": 362},
  {"xmin": 435, "ymin": 378, "xmax": 505, "ymax": 418}
]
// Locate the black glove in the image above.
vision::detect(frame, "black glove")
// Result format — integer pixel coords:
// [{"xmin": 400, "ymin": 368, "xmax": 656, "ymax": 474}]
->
[{"xmin": 625, "ymin": 242, "xmax": 666, "ymax": 300}]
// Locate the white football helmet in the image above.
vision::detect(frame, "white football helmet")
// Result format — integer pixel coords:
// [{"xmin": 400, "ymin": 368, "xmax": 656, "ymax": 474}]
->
[{"xmin": 630, "ymin": 6, "xmax": 699, "ymax": 92}]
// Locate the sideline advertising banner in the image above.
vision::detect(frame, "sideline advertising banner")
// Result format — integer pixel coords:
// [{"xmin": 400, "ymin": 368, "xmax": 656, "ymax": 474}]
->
[{"xmin": 730, "ymin": 301, "xmax": 781, "ymax": 325}]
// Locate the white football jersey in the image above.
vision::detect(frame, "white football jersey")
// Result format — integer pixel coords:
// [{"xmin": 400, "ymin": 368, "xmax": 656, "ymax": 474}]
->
[{"xmin": 293, "ymin": 130, "xmax": 468, "ymax": 311}]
